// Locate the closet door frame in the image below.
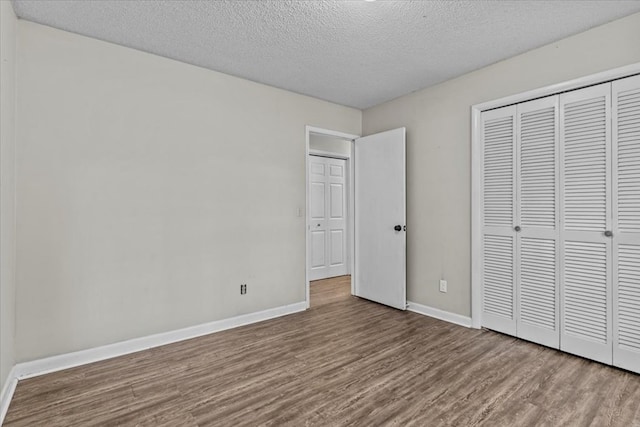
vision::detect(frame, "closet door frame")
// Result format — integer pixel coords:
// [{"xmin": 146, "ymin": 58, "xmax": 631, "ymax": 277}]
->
[{"xmin": 471, "ymin": 62, "xmax": 640, "ymax": 329}]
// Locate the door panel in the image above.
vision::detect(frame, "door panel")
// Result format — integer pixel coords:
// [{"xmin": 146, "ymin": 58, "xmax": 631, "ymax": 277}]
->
[
  {"xmin": 308, "ymin": 156, "xmax": 348, "ymax": 280},
  {"xmin": 519, "ymin": 101, "xmax": 557, "ymax": 229},
  {"xmin": 330, "ymin": 184, "xmax": 344, "ymax": 218},
  {"xmin": 483, "ymin": 111, "xmax": 515, "ymax": 227},
  {"xmin": 559, "ymin": 83, "xmax": 612, "ymax": 364},
  {"xmin": 310, "ymin": 183, "xmax": 325, "ymax": 219},
  {"xmin": 311, "ymin": 231, "xmax": 326, "ymax": 268},
  {"xmin": 481, "ymin": 106, "xmax": 517, "ymax": 334},
  {"xmin": 354, "ymin": 128, "xmax": 406, "ymax": 310},
  {"xmin": 612, "ymin": 74, "xmax": 640, "ymax": 373},
  {"xmin": 330, "ymin": 163, "xmax": 343, "ymax": 177},
  {"xmin": 482, "ymin": 234, "xmax": 516, "ymax": 335},
  {"xmin": 516, "ymin": 96, "xmax": 560, "ymax": 348},
  {"xmin": 330, "ymin": 230, "xmax": 344, "ymax": 266},
  {"xmin": 562, "ymin": 239, "xmax": 611, "ymax": 363},
  {"xmin": 326, "ymin": 157, "xmax": 348, "ymax": 276},
  {"xmin": 518, "ymin": 236, "xmax": 558, "ymax": 347},
  {"xmin": 614, "ymin": 242, "xmax": 640, "ymax": 370}
]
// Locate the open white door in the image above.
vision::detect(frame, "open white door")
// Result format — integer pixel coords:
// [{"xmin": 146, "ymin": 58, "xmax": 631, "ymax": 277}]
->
[{"xmin": 354, "ymin": 128, "xmax": 406, "ymax": 310}]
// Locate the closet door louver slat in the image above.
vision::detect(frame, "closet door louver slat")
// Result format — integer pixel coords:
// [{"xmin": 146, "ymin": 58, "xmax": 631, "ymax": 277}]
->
[
  {"xmin": 481, "ymin": 106, "xmax": 517, "ymax": 335},
  {"xmin": 559, "ymin": 83, "xmax": 612, "ymax": 365},
  {"xmin": 516, "ymin": 96, "xmax": 560, "ymax": 349},
  {"xmin": 613, "ymin": 74, "xmax": 640, "ymax": 373}
]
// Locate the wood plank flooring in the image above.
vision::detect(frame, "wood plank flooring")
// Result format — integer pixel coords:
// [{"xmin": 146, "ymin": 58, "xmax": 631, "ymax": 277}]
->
[{"xmin": 5, "ymin": 275, "xmax": 640, "ymax": 426}]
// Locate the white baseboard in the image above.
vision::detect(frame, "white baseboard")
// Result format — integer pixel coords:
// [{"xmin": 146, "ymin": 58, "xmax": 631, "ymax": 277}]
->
[
  {"xmin": 407, "ymin": 301, "xmax": 473, "ymax": 328},
  {"xmin": 0, "ymin": 367, "xmax": 18, "ymax": 425},
  {"xmin": 12, "ymin": 301, "xmax": 306, "ymax": 381}
]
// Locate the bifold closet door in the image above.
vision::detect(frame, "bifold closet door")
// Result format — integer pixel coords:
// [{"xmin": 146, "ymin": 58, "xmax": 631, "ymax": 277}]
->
[
  {"xmin": 559, "ymin": 83, "xmax": 613, "ymax": 365},
  {"xmin": 612, "ymin": 74, "xmax": 640, "ymax": 373},
  {"xmin": 515, "ymin": 96, "xmax": 560, "ymax": 349},
  {"xmin": 481, "ymin": 106, "xmax": 517, "ymax": 335}
]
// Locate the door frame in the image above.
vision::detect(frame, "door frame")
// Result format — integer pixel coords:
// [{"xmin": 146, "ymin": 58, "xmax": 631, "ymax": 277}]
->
[
  {"xmin": 471, "ymin": 62, "xmax": 640, "ymax": 329},
  {"xmin": 305, "ymin": 126, "xmax": 359, "ymax": 308}
]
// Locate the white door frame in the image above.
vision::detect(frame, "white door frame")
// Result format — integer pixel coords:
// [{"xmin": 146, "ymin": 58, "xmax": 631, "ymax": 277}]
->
[
  {"xmin": 471, "ymin": 62, "xmax": 640, "ymax": 329},
  {"xmin": 305, "ymin": 126, "xmax": 360, "ymax": 308}
]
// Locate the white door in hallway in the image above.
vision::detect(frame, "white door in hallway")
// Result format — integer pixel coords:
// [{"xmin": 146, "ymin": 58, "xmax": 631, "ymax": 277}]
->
[
  {"xmin": 309, "ymin": 155, "xmax": 348, "ymax": 281},
  {"xmin": 354, "ymin": 128, "xmax": 406, "ymax": 310}
]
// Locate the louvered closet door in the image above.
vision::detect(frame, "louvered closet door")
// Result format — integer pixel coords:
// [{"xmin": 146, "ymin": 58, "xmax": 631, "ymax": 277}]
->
[
  {"xmin": 612, "ymin": 74, "xmax": 640, "ymax": 373},
  {"xmin": 516, "ymin": 96, "xmax": 560, "ymax": 349},
  {"xmin": 559, "ymin": 83, "xmax": 613, "ymax": 365},
  {"xmin": 481, "ymin": 105, "xmax": 517, "ymax": 335}
]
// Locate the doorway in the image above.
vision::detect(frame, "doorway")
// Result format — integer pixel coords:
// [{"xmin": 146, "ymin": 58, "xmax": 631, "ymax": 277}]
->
[
  {"xmin": 304, "ymin": 126, "xmax": 407, "ymax": 311},
  {"xmin": 305, "ymin": 127, "xmax": 357, "ymax": 308}
]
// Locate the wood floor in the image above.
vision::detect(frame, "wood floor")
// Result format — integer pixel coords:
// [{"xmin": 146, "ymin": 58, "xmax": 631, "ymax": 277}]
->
[{"xmin": 5, "ymin": 275, "xmax": 640, "ymax": 426}]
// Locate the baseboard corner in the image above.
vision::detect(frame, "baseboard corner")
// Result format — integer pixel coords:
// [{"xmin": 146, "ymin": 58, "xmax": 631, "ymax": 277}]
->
[
  {"xmin": 407, "ymin": 301, "xmax": 473, "ymax": 328},
  {"xmin": 0, "ymin": 367, "xmax": 19, "ymax": 425}
]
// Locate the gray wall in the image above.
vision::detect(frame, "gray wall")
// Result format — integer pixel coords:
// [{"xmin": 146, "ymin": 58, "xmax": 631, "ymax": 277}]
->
[
  {"xmin": 0, "ymin": 0, "xmax": 17, "ymax": 391},
  {"xmin": 362, "ymin": 12, "xmax": 640, "ymax": 318},
  {"xmin": 15, "ymin": 21, "xmax": 361, "ymax": 362}
]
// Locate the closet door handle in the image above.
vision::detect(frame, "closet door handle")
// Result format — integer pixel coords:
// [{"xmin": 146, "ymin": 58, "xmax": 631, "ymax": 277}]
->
[
  {"xmin": 514, "ymin": 226, "xmax": 521, "ymax": 232},
  {"xmin": 604, "ymin": 230, "xmax": 613, "ymax": 237}
]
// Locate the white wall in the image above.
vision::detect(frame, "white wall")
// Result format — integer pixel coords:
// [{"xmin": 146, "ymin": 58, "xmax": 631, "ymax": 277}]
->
[
  {"xmin": 15, "ymin": 21, "xmax": 361, "ymax": 362},
  {"xmin": 0, "ymin": 0, "xmax": 17, "ymax": 391},
  {"xmin": 309, "ymin": 133, "xmax": 352, "ymax": 156},
  {"xmin": 363, "ymin": 12, "xmax": 640, "ymax": 317}
]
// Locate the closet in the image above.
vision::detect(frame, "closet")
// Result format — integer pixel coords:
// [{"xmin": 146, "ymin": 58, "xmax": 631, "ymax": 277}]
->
[{"xmin": 480, "ymin": 74, "xmax": 640, "ymax": 374}]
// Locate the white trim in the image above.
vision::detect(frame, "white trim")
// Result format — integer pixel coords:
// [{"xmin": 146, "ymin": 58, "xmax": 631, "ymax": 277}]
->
[
  {"xmin": 407, "ymin": 301, "xmax": 472, "ymax": 328},
  {"xmin": 473, "ymin": 63, "xmax": 640, "ymax": 112},
  {"xmin": 306, "ymin": 126, "xmax": 360, "ymax": 141},
  {"xmin": 0, "ymin": 367, "xmax": 18, "ymax": 425},
  {"xmin": 349, "ymin": 138, "xmax": 356, "ymax": 296},
  {"xmin": 471, "ymin": 106, "xmax": 483, "ymax": 329},
  {"xmin": 470, "ymin": 62, "xmax": 640, "ymax": 331},
  {"xmin": 308, "ymin": 148, "xmax": 350, "ymax": 159},
  {"xmin": 12, "ymin": 301, "xmax": 306, "ymax": 381},
  {"xmin": 305, "ymin": 126, "xmax": 359, "ymax": 307}
]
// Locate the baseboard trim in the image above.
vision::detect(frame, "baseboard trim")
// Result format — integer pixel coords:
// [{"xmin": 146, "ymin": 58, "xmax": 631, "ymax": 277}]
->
[
  {"xmin": 407, "ymin": 301, "xmax": 472, "ymax": 328},
  {"xmin": 0, "ymin": 367, "xmax": 18, "ymax": 425},
  {"xmin": 13, "ymin": 301, "xmax": 307, "ymax": 381}
]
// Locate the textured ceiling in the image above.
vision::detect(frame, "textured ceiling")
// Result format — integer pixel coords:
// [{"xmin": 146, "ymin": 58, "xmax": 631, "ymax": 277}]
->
[{"xmin": 11, "ymin": 0, "xmax": 640, "ymax": 109}]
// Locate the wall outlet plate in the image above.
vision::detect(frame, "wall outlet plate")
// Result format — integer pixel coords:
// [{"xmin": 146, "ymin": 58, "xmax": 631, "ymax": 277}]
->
[{"xmin": 439, "ymin": 279, "xmax": 447, "ymax": 293}]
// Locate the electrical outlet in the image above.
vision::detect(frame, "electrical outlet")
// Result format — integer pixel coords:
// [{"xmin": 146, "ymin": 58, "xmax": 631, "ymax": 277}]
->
[
  {"xmin": 240, "ymin": 284, "xmax": 247, "ymax": 295},
  {"xmin": 439, "ymin": 279, "xmax": 447, "ymax": 293}
]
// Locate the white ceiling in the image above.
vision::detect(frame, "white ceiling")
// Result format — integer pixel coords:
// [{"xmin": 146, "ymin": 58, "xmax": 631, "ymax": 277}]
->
[{"xmin": 11, "ymin": 0, "xmax": 640, "ymax": 109}]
